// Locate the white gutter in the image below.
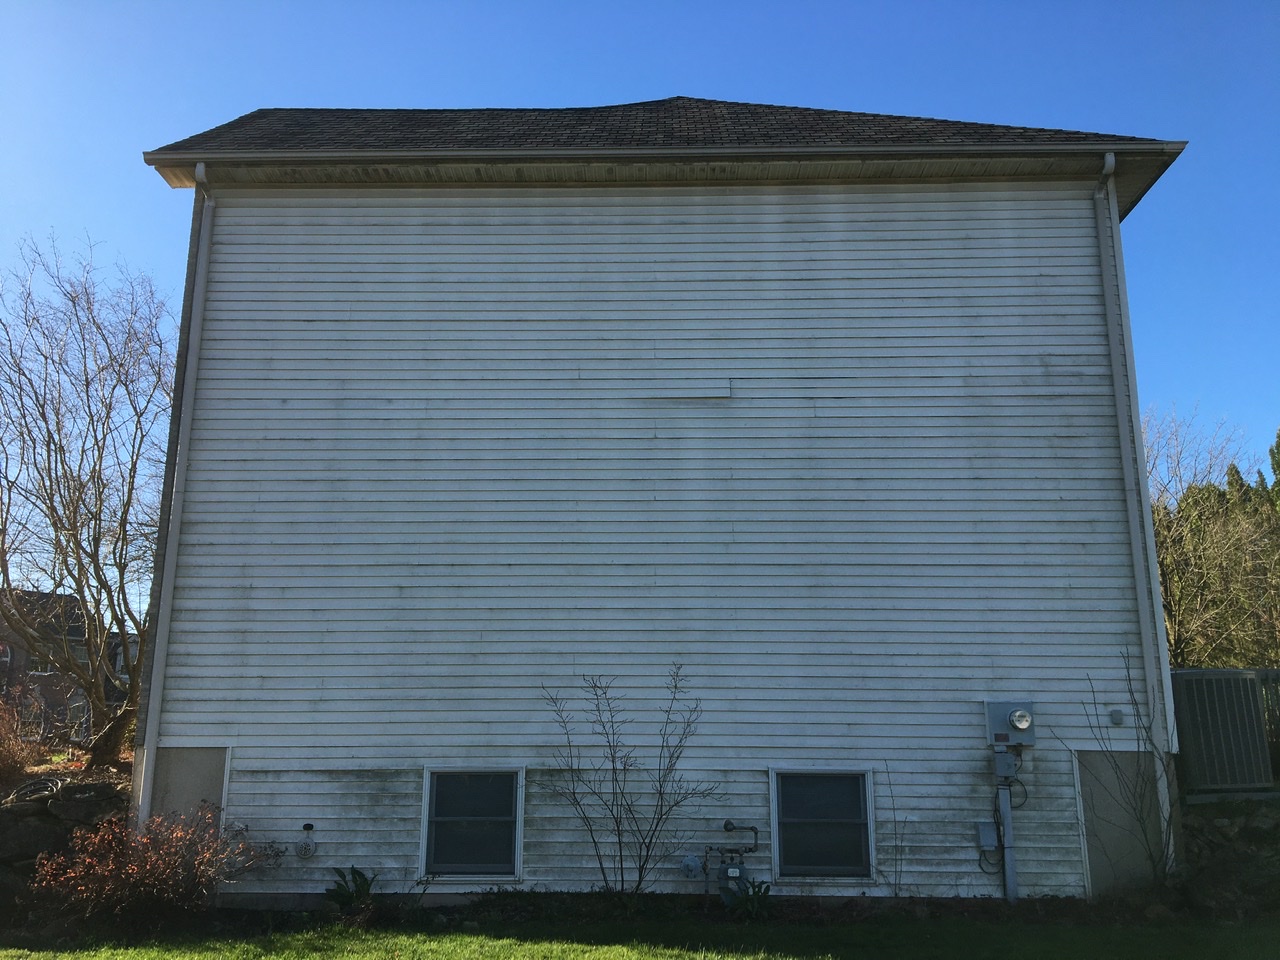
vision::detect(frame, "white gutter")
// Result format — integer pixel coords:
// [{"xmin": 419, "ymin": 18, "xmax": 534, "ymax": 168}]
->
[
  {"xmin": 135, "ymin": 162, "xmax": 216, "ymax": 823},
  {"xmin": 143, "ymin": 139, "xmax": 1185, "ymax": 167}
]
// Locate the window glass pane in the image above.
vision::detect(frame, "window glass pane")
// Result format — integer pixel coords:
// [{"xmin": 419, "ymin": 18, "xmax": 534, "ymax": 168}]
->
[
  {"xmin": 779, "ymin": 774, "xmax": 865, "ymax": 821},
  {"xmin": 432, "ymin": 773, "xmax": 514, "ymax": 819},
  {"xmin": 428, "ymin": 773, "xmax": 517, "ymax": 875},
  {"xmin": 778, "ymin": 822, "xmax": 869, "ymax": 877},
  {"xmin": 777, "ymin": 773, "xmax": 870, "ymax": 877},
  {"xmin": 429, "ymin": 820, "xmax": 515, "ymax": 874}
]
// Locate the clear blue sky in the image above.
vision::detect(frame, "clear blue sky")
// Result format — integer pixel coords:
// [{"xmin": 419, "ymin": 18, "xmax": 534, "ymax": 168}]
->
[{"xmin": 2, "ymin": 0, "xmax": 1276, "ymax": 468}]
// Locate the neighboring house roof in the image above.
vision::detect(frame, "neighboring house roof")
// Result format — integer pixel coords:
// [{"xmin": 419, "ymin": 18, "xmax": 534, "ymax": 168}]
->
[
  {"xmin": 0, "ymin": 591, "xmax": 84, "ymax": 638},
  {"xmin": 144, "ymin": 96, "xmax": 1184, "ymax": 217},
  {"xmin": 0, "ymin": 591, "xmax": 86, "ymax": 661}
]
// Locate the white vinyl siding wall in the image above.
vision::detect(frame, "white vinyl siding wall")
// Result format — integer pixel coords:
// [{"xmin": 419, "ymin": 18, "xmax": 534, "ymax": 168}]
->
[{"xmin": 158, "ymin": 181, "xmax": 1147, "ymax": 898}]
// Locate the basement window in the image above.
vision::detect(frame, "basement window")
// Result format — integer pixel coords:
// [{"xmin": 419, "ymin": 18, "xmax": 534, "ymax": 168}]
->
[
  {"xmin": 774, "ymin": 772, "xmax": 871, "ymax": 878},
  {"xmin": 426, "ymin": 772, "xmax": 519, "ymax": 876}
]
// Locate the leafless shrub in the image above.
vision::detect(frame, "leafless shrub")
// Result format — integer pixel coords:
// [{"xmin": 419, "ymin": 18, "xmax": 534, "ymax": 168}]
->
[
  {"xmin": 538, "ymin": 665, "xmax": 723, "ymax": 895},
  {"xmin": 1078, "ymin": 658, "xmax": 1176, "ymax": 885},
  {"xmin": 0, "ymin": 698, "xmax": 37, "ymax": 781}
]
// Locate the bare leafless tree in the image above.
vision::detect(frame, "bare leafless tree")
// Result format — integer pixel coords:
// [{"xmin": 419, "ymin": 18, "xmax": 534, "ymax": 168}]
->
[
  {"xmin": 0, "ymin": 239, "xmax": 172, "ymax": 756},
  {"xmin": 1142, "ymin": 407, "xmax": 1254, "ymax": 511},
  {"xmin": 1142, "ymin": 408, "xmax": 1280, "ymax": 667}
]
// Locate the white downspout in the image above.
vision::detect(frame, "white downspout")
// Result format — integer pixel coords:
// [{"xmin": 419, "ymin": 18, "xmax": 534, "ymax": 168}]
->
[
  {"xmin": 136, "ymin": 162, "xmax": 216, "ymax": 823},
  {"xmin": 1093, "ymin": 151, "xmax": 1177, "ymax": 870}
]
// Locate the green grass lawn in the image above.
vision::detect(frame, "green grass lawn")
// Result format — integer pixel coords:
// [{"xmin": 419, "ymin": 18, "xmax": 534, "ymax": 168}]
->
[{"xmin": 1, "ymin": 916, "xmax": 1276, "ymax": 960}]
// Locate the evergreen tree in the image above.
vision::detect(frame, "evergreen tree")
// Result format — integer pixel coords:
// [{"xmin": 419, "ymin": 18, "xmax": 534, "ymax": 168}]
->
[{"xmin": 1146, "ymin": 413, "xmax": 1280, "ymax": 668}]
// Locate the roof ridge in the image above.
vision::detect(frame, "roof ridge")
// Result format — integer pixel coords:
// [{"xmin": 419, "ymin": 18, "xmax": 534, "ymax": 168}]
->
[{"xmin": 158, "ymin": 97, "xmax": 1166, "ymax": 145}]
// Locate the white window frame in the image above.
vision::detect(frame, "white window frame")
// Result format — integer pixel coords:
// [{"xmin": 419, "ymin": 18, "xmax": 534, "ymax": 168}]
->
[
  {"xmin": 769, "ymin": 766, "xmax": 875, "ymax": 883},
  {"xmin": 420, "ymin": 767, "xmax": 523, "ymax": 882}
]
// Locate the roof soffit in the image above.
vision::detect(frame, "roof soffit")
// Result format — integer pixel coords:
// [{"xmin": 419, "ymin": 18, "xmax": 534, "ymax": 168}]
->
[
  {"xmin": 150, "ymin": 150, "xmax": 1178, "ymax": 221},
  {"xmin": 145, "ymin": 98, "xmax": 1185, "ymax": 217}
]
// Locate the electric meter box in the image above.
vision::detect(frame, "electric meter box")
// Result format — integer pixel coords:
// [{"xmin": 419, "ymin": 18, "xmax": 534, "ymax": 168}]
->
[{"xmin": 985, "ymin": 701, "xmax": 1037, "ymax": 746}]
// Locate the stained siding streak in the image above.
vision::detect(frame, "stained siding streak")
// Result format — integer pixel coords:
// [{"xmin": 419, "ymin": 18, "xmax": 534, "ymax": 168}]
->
[
  {"xmin": 226, "ymin": 768, "xmax": 423, "ymax": 893},
  {"xmin": 159, "ymin": 182, "xmax": 1141, "ymax": 898}
]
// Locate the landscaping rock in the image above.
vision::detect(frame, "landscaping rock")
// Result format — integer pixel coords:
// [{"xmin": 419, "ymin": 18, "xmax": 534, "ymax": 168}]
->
[
  {"xmin": 0, "ymin": 801, "xmax": 50, "ymax": 818},
  {"xmin": 0, "ymin": 863, "xmax": 33, "ymax": 903},
  {"xmin": 57, "ymin": 782, "xmax": 125, "ymax": 803},
  {"xmin": 0, "ymin": 813, "xmax": 70, "ymax": 861},
  {"xmin": 47, "ymin": 797, "xmax": 122, "ymax": 825},
  {"xmin": 0, "ymin": 775, "xmax": 130, "ymax": 914},
  {"xmin": 1177, "ymin": 799, "xmax": 1280, "ymax": 919}
]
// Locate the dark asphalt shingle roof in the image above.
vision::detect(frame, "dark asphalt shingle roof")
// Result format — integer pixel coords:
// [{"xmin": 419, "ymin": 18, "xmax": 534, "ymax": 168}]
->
[{"xmin": 148, "ymin": 96, "xmax": 1163, "ymax": 156}]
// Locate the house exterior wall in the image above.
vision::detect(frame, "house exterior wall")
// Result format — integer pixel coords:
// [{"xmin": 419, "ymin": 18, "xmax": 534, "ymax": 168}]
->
[{"xmin": 149, "ymin": 180, "xmax": 1163, "ymax": 898}]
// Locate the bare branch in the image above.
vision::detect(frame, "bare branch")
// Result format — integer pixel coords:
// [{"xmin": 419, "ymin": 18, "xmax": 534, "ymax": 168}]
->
[
  {"xmin": 534, "ymin": 665, "xmax": 724, "ymax": 895},
  {"xmin": 0, "ymin": 238, "xmax": 173, "ymax": 752}
]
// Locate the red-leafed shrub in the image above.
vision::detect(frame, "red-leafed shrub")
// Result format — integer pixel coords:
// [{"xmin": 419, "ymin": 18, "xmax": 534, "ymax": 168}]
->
[{"xmin": 31, "ymin": 805, "xmax": 254, "ymax": 920}]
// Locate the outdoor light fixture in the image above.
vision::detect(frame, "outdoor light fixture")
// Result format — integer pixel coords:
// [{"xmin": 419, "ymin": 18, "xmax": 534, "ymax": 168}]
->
[{"xmin": 296, "ymin": 823, "xmax": 316, "ymax": 859}]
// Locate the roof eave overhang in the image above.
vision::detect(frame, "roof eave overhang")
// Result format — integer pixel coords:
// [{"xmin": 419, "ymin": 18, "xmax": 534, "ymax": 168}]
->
[{"xmin": 145, "ymin": 140, "xmax": 1185, "ymax": 218}]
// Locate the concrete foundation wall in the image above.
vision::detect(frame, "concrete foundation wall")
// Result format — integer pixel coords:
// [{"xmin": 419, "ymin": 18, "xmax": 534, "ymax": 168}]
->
[
  {"xmin": 1078, "ymin": 749, "xmax": 1167, "ymax": 895},
  {"xmin": 150, "ymin": 746, "xmax": 227, "ymax": 818}
]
